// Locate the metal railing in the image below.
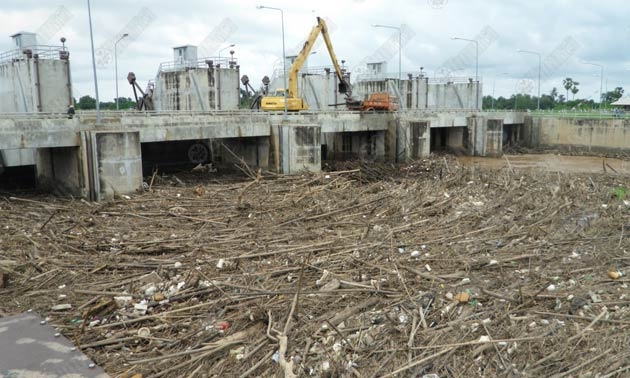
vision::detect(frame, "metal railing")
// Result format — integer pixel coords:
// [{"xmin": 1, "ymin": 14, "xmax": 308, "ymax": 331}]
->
[
  {"xmin": 428, "ymin": 76, "xmax": 480, "ymax": 84},
  {"xmin": 531, "ymin": 109, "xmax": 630, "ymax": 119},
  {"xmin": 0, "ymin": 108, "xmax": 520, "ymax": 121},
  {"xmin": 158, "ymin": 57, "xmax": 238, "ymax": 73},
  {"xmin": 267, "ymin": 68, "xmax": 480, "ymax": 90},
  {"xmin": 0, "ymin": 45, "xmax": 67, "ymax": 64}
]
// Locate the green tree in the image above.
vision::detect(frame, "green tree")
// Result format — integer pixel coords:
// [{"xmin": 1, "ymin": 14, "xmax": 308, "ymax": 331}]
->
[
  {"xmin": 77, "ymin": 95, "xmax": 96, "ymax": 110},
  {"xmin": 558, "ymin": 94, "xmax": 566, "ymax": 104},
  {"xmin": 116, "ymin": 97, "xmax": 137, "ymax": 110},
  {"xmin": 539, "ymin": 94, "xmax": 555, "ymax": 110},
  {"xmin": 100, "ymin": 97, "xmax": 137, "ymax": 110},
  {"xmin": 571, "ymin": 81, "xmax": 580, "ymax": 99},
  {"xmin": 563, "ymin": 78, "xmax": 574, "ymax": 100},
  {"xmin": 602, "ymin": 87, "xmax": 624, "ymax": 104}
]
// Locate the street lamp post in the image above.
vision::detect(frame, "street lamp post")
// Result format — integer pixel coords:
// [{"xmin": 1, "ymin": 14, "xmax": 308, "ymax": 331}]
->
[
  {"xmin": 218, "ymin": 44, "xmax": 235, "ymax": 58},
  {"xmin": 257, "ymin": 5, "xmax": 287, "ymax": 117},
  {"xmin": 372, "ymin": 24, "xmax": 402, "ymax": 88},
  {"xmin": 583, "ymin": 62, "xmax": 604, "ymax": 108},
  {"xmin": 87, "ymin": 0, "xmax": 101, "ymax": 125},
  {"xmin": 517, "ymin": 49, "xmax": 541, "ymax": 111},
  {"xmin": 452, "ymin": 36, "xmax": 479, "ymax": 109},
  {"xmin": 114, "ymin": 33, "xmax": 129, "ymax": 111}
]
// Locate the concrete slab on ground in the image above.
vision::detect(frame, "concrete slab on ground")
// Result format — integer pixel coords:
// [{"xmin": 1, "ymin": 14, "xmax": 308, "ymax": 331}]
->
[{"xmin": 0, "ymin": 313, "xmax": 109, "ymax": 377}]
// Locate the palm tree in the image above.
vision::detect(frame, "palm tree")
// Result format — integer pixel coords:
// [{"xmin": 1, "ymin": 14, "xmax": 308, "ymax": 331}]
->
[
  {"xmin": 571, "ymin": 81, "xmax": 580, "ymax": 100},
  {"xmin": 563, "ymin": 78, "xmax": 574, "ymax": 100}
]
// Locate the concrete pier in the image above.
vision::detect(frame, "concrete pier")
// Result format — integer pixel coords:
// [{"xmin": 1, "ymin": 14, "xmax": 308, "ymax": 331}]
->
[
  {"xmin": 467, "ymin": 116, "xmax": 503, "ymax": 157},
  {"xmin": 89, "ymin": 131, "xmax": 143, "ymax": 200},
  {"xmin": 275, "ymin": 124, "xmax": 322, "ymax": 174}
]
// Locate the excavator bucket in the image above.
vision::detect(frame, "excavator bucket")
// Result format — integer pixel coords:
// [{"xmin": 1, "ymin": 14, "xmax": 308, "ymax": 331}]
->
[{"xmin": 338, "ymin": 82, "xmax": 348, "ymax": 94}]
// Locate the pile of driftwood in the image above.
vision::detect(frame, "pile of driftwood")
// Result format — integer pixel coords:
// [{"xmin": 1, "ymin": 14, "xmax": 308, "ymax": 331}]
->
[{"xmin": 1, "ymin": 157, "xmax": 630, "ymax": 377}]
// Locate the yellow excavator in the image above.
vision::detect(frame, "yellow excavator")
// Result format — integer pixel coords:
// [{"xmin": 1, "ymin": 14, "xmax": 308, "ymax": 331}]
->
[{"xmin": 260, "ymin": 17, "xmax": 350, "ymax": 111}]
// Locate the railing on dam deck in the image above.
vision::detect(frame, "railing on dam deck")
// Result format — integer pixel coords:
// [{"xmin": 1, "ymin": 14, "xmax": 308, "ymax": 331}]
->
[
  {"xmin": 531, "ymin": 109, "xmax": 630, "ymax": 120},
  {"xmin": 0, "ymin": 108, "xmax": 524, "ymax": 120}
]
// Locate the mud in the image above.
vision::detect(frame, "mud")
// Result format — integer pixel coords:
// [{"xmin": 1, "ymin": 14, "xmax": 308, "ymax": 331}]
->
[{"xmin": 459, "ymin": 153, "xmax": 630, "ymax": 174}]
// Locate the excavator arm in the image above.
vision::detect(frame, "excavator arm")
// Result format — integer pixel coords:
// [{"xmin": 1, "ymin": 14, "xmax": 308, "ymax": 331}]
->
[
  {"xmin": 289, "ymin": 17, "xmax": 351, "ymax": 98},
  {"xmin": 261, "ymin": 16, "xmax": 350, "ymax": 111},
  {"xmin": 318, "ymin": 18, "xmax": 350, "ymax": 97},
  {"xmin": 288, "ymin": 17, "xmax": 350, "ymax": 99}
]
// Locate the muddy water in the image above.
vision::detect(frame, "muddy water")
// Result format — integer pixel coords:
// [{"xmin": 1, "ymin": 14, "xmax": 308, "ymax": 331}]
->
[{"xmin": 457, "ymin": 154, "xmax": 630, "ymax": 174}]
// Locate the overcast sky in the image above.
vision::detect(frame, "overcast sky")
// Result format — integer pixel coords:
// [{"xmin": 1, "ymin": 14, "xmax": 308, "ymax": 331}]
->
[{"xmin": 1, "ymin": 0, "xmax": 628, "ymax": 104}]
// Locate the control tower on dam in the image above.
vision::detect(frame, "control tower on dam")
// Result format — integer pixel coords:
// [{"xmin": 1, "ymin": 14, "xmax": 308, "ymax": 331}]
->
[
  {"xmin": 0, "ymin": 32, "xmax": 72, "ymax": 113},
  {"xmin": 151, "ymin": 45, "xmax": 240, "ymax": 111},
  {"xmin": 0, "ymin": 32, "xmax": 72, "ymax": 170}
]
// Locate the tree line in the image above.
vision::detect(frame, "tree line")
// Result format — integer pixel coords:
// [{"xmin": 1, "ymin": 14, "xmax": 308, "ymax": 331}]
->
[
  {"xmin": 484, "ymin": 78, "xmax": 624, "ymax": 111},
  {"xmin": 73, "ymin": 96, "xmax": 137, "ymax": 110}
]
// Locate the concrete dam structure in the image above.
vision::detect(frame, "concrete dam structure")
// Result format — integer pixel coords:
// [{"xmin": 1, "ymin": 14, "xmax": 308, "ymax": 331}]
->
[
  {"xmin": 0, "ymin": 109, "xmax": 524, "ymax": 200},
  {"xmin": 4, "ymin": 30, "xmax": 624, "ymax": 203}
]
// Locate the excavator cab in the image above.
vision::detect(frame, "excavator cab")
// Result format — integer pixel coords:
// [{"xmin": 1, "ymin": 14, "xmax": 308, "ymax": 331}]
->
[{"xmin": 261, "ymin": 88, "xmax": 308, "ymax": 111}]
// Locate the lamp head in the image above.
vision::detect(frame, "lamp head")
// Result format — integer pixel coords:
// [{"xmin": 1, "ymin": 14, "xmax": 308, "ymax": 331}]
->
[
  {"xmin": 256, "ymin": 5, "xmax": 264, "ymax": 9},
  {"xmin": 123, "ymin": 33, "xmax": 129, "ymax": 37}
]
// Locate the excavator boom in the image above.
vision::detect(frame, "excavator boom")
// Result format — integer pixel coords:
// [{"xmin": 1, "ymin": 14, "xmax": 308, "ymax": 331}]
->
[{"xmin": 261, "ymin": 16, "xmax": 350, "ymax": 111}]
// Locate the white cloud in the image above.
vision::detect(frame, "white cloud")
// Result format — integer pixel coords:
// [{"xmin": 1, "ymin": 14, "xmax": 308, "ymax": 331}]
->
[{"xmin": 0, "ymin": 0, "xmax": 627, "ymax": 103}]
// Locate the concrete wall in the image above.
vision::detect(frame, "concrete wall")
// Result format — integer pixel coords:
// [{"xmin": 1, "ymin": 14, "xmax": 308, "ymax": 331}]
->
[
  {"xmin": 446, "ymin": 127, "xmax": 465, "ymax": 149},
  {"xmin": 0, "ymin": 56, "xmax": 71, "ymax": 113},
  {"xmin": 36, "ymin": 147, "xmax": 82, "ymax": 195},
  {"xmin": 220, "ymin": 137, "xmax": 270, "ymax": 171},
  {"xmin": 322, "ymin": 131, "xmax": 385, "ymax": 161},
  {"xmin": 353, "ymin": 78, "xmax": 482, "ymax": 111},
  {"xmin": 525, "ymin": 116, "xmax": 630, "ymax": 152},
  {"xmin": 153, "ymin": 65, "xmax": 240, "ymax": 111}
]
